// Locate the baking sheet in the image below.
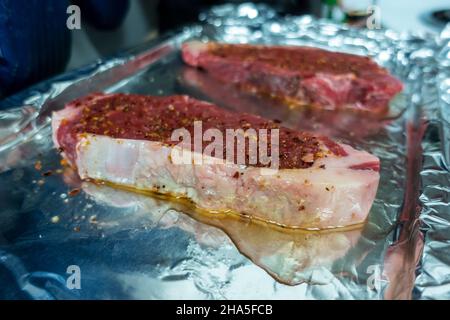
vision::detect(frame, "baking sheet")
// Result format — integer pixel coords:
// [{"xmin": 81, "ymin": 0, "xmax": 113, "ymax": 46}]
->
[{"xmin": 0, "ymin": 3, "xmax": 449, "ymax": 299}]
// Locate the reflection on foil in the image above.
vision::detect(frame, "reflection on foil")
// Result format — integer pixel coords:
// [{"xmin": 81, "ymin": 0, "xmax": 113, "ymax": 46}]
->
[
  {"xmin": 81, "ymin": 182, "xmax": 362, "ymax": 286},
  {"xmin": 0, "ymin": 249, "xmax": 74, "ymax": 300}
]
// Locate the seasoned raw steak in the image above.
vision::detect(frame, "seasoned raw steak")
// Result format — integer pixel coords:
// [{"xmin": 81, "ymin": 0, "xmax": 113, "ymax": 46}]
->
[
  {"xmin": 52, "ymin": 93, "xmax": 380, "ymax": 229},
  {"xmin": 182, "ymin": 41, "xmax": 403, "ymax": 115}
]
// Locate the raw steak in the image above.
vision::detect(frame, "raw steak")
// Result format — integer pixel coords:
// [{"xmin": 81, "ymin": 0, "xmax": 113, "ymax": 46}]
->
[
  {"xmin": 180, "ymin": 68, "xmax": 388, "ymax": 139},
  {"xmin": 181, "ymin": 41, "xmax": 403, "ymax": 115},
  {"xmin": 52, "ymin": 93, "xmax": 380, "ymax": 229}
]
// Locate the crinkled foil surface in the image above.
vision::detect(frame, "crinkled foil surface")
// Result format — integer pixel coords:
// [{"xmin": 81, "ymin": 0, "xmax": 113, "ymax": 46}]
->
[{"xmin": 0, "ymin": 3, "xmax": 449, "ymax": 299}]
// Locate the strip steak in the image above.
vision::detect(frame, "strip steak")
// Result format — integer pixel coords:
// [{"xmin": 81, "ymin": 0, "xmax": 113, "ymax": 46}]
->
[{"xmin": 52, "ymin": 93, "xmax": 380, "ymax": 229}]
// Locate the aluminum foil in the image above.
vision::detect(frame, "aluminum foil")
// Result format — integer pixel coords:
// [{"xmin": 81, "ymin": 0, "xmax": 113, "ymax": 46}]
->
[{"xmin": 0, "ymin": 3, "xmax": 449, "ymax": 299}]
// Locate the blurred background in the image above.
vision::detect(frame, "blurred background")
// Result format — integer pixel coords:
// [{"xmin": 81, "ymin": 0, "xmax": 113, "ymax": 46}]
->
[{"xmin": 0, "ymin": 0, "xmax": 449, "ymax": 100}]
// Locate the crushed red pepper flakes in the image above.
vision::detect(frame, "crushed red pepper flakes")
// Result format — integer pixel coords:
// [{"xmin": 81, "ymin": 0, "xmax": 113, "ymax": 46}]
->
[
  {"xmin": 34, "ymin": 161, "xmax": 42, "ymax": 171},
  {"xmin": 210, "ymin": 44, "xmax": 378, "ymax": 77},
  {"xmin": 68, "ymin": 188, "xmax": 81, "ymax": 197},
  {"xmin": 58, "ymin": 94, "xmax": 347, "ymax": 169}
]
